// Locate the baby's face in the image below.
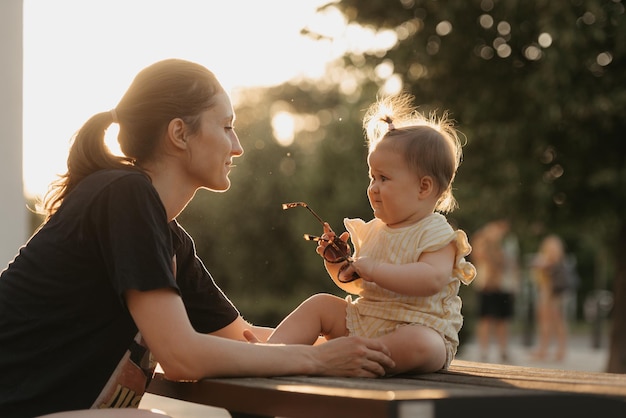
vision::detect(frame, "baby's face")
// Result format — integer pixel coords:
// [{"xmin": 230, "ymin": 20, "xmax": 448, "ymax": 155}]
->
[{"xmin": 367, "ymin": 147, "xmax": 432, "ymax": 228}]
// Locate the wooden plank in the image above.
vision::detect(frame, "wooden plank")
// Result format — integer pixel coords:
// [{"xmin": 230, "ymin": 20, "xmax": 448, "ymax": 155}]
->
[
  {"xmin": 268, "ymin": 375, "xmax": 543, "ymax": 398},
  {"xmin": 429, "ymin": 360, "xmax": 626, "ymax": 399},
  {"xmin": 146, "ymin": 361, "xmax": 626, "ymax": 418},
  {"xmin": 147, "ymin": 375, "xmax": 394, "ymax": 418},
  {"xmin": 275, "ymin": 360, "xmax": 626, "ymax": 400},
  {"xmin": 149, "ymin": 375, "xmax": 626, "ymax": 418},
  {"xmin": 450, "ymin": 360, "xmax": 626, "ymax": 386}
]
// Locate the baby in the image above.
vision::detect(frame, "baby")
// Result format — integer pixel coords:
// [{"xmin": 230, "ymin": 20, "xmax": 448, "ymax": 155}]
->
[{"xmin": 268, "ymin": 94, "xmax": 476, "ymax": 375}]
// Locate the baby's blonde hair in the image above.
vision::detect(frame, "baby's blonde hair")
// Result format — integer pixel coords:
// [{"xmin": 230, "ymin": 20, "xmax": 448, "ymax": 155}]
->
[{"xmin": 363, "ymin": 93, "xmax": 463, "ymax": 213}]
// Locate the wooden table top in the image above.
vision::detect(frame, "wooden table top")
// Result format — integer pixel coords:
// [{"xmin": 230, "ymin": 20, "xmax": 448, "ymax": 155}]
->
[{"xmin": 147, "ymin": 360, "xmax": 626, "ymax": 418}]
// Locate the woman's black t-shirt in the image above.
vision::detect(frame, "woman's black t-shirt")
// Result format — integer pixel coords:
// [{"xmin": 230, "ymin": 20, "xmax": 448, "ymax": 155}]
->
[{"xmin": 0, "ymin": 169, "xmax": 239, "ymax": 417}]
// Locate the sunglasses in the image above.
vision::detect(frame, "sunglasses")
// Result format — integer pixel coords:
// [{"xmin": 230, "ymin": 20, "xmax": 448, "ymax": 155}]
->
[{"xmin": 282, "ymin": 202, "xmax": 360, "ymax": 283}]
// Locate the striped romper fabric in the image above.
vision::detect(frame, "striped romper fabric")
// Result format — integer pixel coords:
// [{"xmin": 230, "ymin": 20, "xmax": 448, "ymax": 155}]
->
[{"xmin": 343, "ymin": 213, "xmax": 476, "ymax": 368}]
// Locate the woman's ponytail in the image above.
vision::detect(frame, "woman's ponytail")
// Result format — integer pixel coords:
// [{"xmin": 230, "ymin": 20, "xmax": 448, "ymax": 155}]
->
[
  {"xmin": 42, "ymin": 58, "xmax": 223, "ymax": 219},
  {"xmin": 43, "ymin": 111, "xmax": 133, "ymax": 218}
]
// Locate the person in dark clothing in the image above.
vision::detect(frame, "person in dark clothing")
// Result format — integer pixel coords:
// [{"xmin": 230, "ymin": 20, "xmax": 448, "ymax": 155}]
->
[
  {"xmin": 470, "ymin": 220, "xmax": 519, "ymax": 363},
  {"xmin": 0, "ymin": 59, "xmax": 394, "ymax": 418}
]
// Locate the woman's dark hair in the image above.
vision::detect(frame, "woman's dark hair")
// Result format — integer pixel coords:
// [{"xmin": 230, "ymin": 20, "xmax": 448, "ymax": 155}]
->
[{"xmin": 43, "ymin": 59, "xmax": 221, "ymax": 218}]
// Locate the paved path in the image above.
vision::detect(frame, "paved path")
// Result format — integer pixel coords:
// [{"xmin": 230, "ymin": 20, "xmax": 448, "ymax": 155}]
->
[
  {"xmin": 455, "ymin": 332, "xmax": 610, "ymax": 373},
  {"xmin": 139, "ymin": 331, "xmax": 613, "ymax": 417}
]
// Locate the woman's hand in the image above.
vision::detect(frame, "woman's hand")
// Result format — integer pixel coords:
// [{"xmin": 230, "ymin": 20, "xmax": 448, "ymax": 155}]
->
[
  {"xmin": 310, "ymin": 336, "xmax": 395, "ymax": 377},
  {"xmin": 243, "ymin": 329, "xmax": 260, "ymax": 343},
  {"xmin": 246, "ymin": 324, "xmax": 394, "ymax": 377}
]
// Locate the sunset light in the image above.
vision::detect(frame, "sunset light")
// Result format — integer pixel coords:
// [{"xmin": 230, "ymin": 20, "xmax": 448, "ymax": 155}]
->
[{"xmin": 22, "ymin": 0, "xmax": 354, "ymax": 198}]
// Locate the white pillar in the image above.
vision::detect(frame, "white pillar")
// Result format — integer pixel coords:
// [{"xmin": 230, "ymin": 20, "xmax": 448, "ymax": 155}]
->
[{"xmin": 0, "ymin": 0, "xmax": 27, "ymax": 269}]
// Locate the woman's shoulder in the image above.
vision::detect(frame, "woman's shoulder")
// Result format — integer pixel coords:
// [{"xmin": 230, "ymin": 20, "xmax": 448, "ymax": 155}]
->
[
  {"xmin": 83, "ymin": 168, "xmax": 150, "ymax": 187},
  {"xmin": 74, "ymin": 169, "xmax": 154, "ymax": 199},
  {"xmin": 63, "ymin": 169, "xmax": 159, "ymax": 215}
]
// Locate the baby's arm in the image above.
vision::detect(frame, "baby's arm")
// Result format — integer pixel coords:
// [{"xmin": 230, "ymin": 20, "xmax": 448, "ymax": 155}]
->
[
  {"xmin": 353, "ymin": 242, "xmax": 456, "ymax": 296},
  {"xmin": 315, "ymin": 225, "xmax": 363, "ymax": 294},
  {"xmin": 323, "ymin": 258, "xmax": 363, "ymax": 295}
]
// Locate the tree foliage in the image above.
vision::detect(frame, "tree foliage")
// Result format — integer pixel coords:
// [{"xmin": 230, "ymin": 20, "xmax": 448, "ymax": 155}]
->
[
  {"xmin": 330, "ymin": 0, "xmax": 626, "ymax": 372},
  {"xmin": 180, "ymin": 0, "xmax": 625, "ymax": 371}
]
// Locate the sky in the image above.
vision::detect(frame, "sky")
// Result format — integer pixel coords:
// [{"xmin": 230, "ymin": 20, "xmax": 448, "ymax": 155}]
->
[{"xmin": 22, "ymin": 0, "xmax": 354, "ymax": 198}]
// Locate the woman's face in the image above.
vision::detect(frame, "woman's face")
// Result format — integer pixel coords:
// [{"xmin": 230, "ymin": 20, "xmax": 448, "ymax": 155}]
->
[{"xmin": 185, "ymin": 90, "xmax": 243, "ymax": 191}]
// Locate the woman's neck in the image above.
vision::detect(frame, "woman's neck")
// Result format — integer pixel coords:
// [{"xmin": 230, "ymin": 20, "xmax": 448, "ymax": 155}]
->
[{"xmin": 143, "ymin": 164, "xmax": 197, "ymax": 221}]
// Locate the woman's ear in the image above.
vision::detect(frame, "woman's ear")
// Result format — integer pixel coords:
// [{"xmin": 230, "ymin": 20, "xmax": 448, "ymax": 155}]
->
[{"xmin": 167, "ymin": 118, "xmax": 187, "ymax": 150}]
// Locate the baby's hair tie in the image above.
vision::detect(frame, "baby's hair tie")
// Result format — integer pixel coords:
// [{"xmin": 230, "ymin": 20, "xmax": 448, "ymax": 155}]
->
[{"xmin": 382, "ymin": 116, "xmax": 395, "ymax": 131}]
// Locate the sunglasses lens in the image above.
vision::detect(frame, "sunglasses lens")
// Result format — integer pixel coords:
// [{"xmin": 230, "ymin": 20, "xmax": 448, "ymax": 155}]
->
[
  {"xmin": 323, "ymin": 239, "xmax": 351, "ymax": 262},
  {"xmin": 338, "ymin": 262, "xmax": 360, "ymax": 283}
]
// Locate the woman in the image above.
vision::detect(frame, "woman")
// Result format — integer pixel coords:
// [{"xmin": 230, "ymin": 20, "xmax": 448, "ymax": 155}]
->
[
  {"xmin": 531, "ymin": 234, "xmax": 569, "ymax": 362},
  {"xmin": 0, "ymin": 59, "xmax": 393, "ymax": 417}
]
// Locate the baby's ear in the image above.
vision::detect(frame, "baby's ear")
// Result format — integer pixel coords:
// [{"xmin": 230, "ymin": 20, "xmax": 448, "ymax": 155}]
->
[{"xmin": 418, "ymin": 176, "xmax": 435, "ymax": 197}]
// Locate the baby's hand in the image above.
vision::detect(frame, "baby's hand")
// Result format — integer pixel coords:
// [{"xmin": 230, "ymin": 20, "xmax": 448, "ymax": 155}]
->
[
  {"xmin": 338, "ymin": 262, "xmax": 360, "ymax": 283},
  {"xmin": 352, "ymin": 256, "xmax": 379, "ymax": 282},
  {"xmin": 315, "ymin": 223, "xmax": 336, "ymax": 256},
  {"xmin": 315, "ymin": 224, "xmax": 350, "ymax": 257}
]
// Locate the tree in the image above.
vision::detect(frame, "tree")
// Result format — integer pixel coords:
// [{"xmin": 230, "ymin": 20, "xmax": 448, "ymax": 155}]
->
[
  {"xmin": 180, "ymin": 0, "xmax": 625, "ymax": 372},
  {"xmin": 328, "ymin": 0, "xmax": 626, "ymax": 372}
]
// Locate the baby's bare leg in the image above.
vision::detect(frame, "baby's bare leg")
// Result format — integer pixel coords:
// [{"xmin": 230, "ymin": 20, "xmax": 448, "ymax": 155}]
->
[
  {"xmin": 379, "ymin": 325, "xmax": 447, "ymax": 375},
  {"xmin": 268, "ymin": 293, "xmax": 348, "ymax": 345}
]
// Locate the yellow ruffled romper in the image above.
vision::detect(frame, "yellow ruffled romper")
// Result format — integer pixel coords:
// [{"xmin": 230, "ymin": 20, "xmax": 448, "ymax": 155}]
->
[{"xmin": 343, "ymin": 213, "xmax": 476, "ymax": 368}]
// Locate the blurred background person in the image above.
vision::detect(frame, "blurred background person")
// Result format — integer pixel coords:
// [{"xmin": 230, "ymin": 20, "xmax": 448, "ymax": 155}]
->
[
  {"xmin": 470, "ymin": 220, "xmax": 520, "ymax": 363},
  {"xmin": 531, "ymin": 234, "xmax": 571, "ymax": 362}
]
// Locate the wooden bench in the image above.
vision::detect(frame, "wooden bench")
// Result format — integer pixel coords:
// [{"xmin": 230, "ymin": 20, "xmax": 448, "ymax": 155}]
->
[{"xmin": 146, "ymin": 360, "xmax": 626, "ymax": 418}]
